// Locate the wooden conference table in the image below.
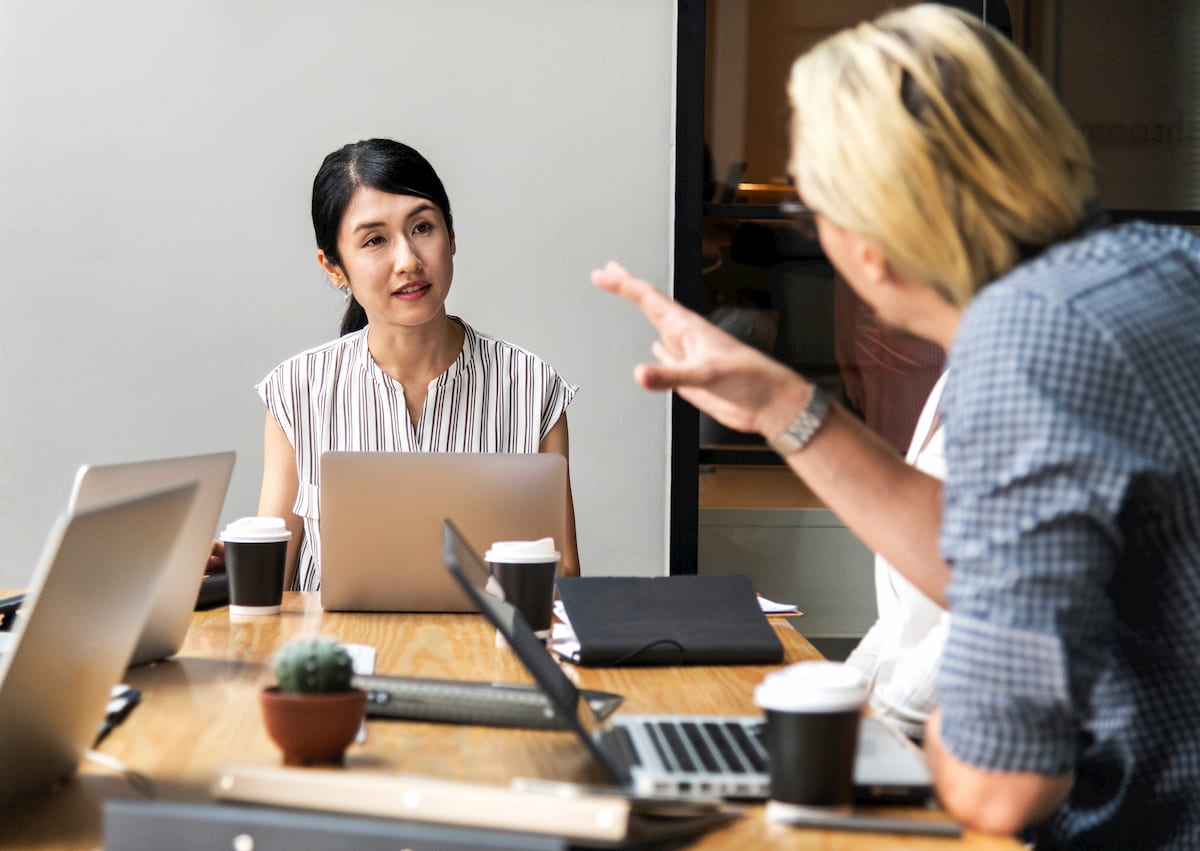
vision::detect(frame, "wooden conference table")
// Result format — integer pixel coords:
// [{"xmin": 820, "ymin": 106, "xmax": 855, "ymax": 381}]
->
[{"xmin": 7, "ymin": 593, "xmax": 1023, "ymax": 849}]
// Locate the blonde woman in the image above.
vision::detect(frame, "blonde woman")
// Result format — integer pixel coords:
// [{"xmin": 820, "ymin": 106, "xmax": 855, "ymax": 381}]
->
[{"xmin": 595, "ymin": 5, "xmax": 1200, "ymax": 847}]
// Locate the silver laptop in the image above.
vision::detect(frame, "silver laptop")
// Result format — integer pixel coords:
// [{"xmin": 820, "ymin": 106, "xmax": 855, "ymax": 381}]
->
[
  {"xmin": 0, "ymin": 483, "xmax": 197, "ymax": 809},
  {"xmin": 67, "ymin": 451, "xmax": 236, "ymax": 666},
  {"xmin": 443, "ymin": 519, "xmax": 933, "ymax": 804},
  {"xmin": 319, "ymin": 452, "xmax": 567, "ymax": 613}
]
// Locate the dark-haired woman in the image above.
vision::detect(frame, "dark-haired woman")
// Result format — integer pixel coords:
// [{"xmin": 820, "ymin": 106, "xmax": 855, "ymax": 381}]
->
[{"xmin": 256, "ymin": 139, "xmax": 579, "ymax": 591}]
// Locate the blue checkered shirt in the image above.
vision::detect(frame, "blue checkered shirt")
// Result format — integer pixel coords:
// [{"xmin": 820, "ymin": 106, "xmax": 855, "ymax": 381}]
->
[{"xmin": 939, "ymin": 222, "xmax": 1200, "ymax": 849}]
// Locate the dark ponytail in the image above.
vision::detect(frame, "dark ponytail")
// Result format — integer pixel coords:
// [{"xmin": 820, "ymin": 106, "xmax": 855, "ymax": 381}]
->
[{"xmin": 339, "ymin": 297, "xmax": 369, "ymax": 336}]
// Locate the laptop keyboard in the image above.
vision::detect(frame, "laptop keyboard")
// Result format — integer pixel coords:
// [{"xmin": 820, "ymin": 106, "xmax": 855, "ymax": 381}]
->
[
  {"xmin": 642, "ymin": 719, "xmax": 766, "ymax": 775},
  {"xmin": 353, "ymin": 674, "xmax": 623, "ymax": 731},
  {"xmin": 605, "ymin": 724, "xmax": 641, "ymax": 767},
  {"xmin": 355, "ymin": 674, "xmax": 566, "ymax": 728}
]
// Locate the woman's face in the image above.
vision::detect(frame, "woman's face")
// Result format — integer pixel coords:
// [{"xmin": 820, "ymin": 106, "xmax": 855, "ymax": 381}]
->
[
  {"xmin": 815, "ymin": 209, "xmax": 961, "ymax": 346},
  {"xmin": 322, "ymin": 185, "xmax": 455, "ymax": 331},
  {"xmin": 815, "ymin": 211, "xmax": 909, "ymax": 323}
]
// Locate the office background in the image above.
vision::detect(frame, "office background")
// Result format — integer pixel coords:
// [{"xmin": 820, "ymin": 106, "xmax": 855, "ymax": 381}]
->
[{"xmin": 0, "ymin": 0, "xmax": 678, "ymax": 588}]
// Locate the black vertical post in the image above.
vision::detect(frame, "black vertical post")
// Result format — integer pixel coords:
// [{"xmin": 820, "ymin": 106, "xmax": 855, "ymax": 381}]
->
[{"xmin": 670, "ymin": 0, "xmax": 705, "ymax": 575}]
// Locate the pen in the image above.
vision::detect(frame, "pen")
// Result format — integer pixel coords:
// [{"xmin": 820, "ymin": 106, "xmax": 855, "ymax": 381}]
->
[
  {"xmin": 0, "ymin": 593, "xmax": 24, "ymax": 631},
  {"xmin": 94, "ymin": 686, "xmax": 142, "ymax": 747}
]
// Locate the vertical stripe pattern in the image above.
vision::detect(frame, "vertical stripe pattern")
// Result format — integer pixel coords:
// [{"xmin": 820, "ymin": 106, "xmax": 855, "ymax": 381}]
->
[{"xmin": 257, "ymin": 317, "xmax": 578, "ymax": 591}]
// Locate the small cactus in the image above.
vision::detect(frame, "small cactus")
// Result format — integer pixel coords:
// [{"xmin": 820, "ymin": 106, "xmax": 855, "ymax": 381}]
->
[{"xmin": 272, "ymin": 636, "xmax": 354, "ymax": 694}]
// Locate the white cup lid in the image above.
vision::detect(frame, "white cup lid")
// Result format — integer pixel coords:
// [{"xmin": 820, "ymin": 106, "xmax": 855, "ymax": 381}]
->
[
  {"xmin": 219, "ymin": 516, "xmax": 292, "ymax": 544},
  {"xmin": 484, "ymin": 537, "xmax": 559, "ymax": 564},
  {"xmin": 754, "ymin": 661, "xmax": 867, "ymax": 713}
]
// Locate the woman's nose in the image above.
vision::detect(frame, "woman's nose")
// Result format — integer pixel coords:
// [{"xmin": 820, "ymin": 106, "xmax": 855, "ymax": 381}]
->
[{"xmin": 393, "ymin": 238, "xmax": 420, "ymax": 273}]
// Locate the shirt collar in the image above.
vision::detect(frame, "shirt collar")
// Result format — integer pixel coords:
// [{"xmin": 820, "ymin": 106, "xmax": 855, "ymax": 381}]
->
[{"xmin": 353, "ymin": 317, "xmax": 474, "ymax": 387}]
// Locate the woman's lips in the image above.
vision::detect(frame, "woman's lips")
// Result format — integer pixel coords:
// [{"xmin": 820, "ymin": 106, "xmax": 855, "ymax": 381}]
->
[{"xmin": 392, "ymin": 282, "xmax": 431, "ymax": 300}]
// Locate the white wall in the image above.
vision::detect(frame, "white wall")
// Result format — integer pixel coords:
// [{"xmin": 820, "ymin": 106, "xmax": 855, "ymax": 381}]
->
[{"xmin": 0, "ymin": 0, "xmax": 676, "ymax": 587}]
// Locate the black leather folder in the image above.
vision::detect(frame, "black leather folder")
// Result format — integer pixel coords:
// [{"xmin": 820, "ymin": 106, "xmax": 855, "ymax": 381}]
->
[{"xmin": 554, "ymin": 574, "xmax": 783, "ymax": 666}]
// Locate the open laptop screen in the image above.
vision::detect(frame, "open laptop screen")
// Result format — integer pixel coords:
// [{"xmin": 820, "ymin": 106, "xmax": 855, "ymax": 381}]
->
[
  {"xmin": 442, "ymin": 520, "xmax": 582, "ymax": 720},
  {"xmin": 442, "ymin": 519, "xmax": 933, "ymax": 804},
  {"xmin": 441, "ymin": 519, "xmax": 626, "ymax": 785},
  {"xmin": 323, "ymin": 453, "xmax": 567, "ymax": 612},
  {"xmin": 68, "ymin": 451, "xmax": 235, "ymax": 666}
]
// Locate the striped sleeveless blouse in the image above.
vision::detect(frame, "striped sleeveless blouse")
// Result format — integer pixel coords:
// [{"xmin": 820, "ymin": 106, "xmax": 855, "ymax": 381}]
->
[{"xmin": 257, "ymin": 318, "xmax": 578, "ymax": 591}]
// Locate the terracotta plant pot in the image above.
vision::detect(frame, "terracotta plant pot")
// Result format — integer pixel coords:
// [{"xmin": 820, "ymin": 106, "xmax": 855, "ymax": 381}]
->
[{"xmin": 259, "ymin": 686, "xmax": 368, "ymax": 766}]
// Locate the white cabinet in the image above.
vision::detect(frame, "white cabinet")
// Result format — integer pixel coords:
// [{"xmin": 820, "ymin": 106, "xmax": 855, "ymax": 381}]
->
[{"xmin": 698, "ymin": 467, "xmax": 876, "ymax": 642}]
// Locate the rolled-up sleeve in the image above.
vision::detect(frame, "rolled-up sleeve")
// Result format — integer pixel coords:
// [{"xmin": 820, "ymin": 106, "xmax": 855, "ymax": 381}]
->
[{"xmin": 938, "ymin": 281, "xmax": 1168, "ymax": 774}]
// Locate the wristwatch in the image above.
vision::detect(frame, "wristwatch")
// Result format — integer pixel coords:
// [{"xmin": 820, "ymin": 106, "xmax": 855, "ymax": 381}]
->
[{"xmin": 766, "ymin": 385, "xmax": 830, "ymax": 456}]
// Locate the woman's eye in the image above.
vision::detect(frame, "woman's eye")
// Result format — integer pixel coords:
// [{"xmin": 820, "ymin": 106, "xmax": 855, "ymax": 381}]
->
[
  {"xmin": 413, "ymin": 221, "xmax": 433, "ymax": 235},
  {"xmin": 363, "ymin": 235, "xmax": 385, "ymax": 247}
]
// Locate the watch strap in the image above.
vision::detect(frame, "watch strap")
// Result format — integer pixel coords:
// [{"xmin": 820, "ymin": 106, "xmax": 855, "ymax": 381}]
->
[{"xmin": 766, "ymin": 385, "xmax": 830, "ymax": 456}]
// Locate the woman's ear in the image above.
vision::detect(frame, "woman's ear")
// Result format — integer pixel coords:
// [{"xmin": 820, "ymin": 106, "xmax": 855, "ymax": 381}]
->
[
  {"xmin": 855, "ymin": 238, "xmax": 892, "ymax": 288},
  {"xmin": 317, "ymin": 250, "xmax": 346, "ymax": 289},
  {"xmin": 448, "ymin": 228, "xmax": 456, "ymax": 257}
]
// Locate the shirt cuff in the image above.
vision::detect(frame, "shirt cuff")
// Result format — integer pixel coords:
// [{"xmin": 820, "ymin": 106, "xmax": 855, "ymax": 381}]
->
[{"xmin": 938, "ymin": 614, "xmax": 1078, "ymax": 774}]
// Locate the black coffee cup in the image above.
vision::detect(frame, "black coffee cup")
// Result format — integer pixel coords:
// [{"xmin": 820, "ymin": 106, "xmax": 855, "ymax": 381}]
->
[
  {"xmin": 219, "ymin": 517, "xmax": 291, "ymax": 616},
  {"xmin": 485, "ymin": 538, "xmax": 559, "ymax": 636},
  {"xmin": 754, "ymin": 662, "xmax": 868, "ymax": 819}
]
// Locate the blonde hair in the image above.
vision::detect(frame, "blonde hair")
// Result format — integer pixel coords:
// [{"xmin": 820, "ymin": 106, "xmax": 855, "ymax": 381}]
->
[{"xmin": 788, "ymin": 4, "xmax": 1096, "ymax": 307}]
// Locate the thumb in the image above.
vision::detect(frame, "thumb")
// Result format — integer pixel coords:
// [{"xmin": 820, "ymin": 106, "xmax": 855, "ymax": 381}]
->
[{"xmin": 635, "ymin": 361, "xmax": 708, "ymax": 392}]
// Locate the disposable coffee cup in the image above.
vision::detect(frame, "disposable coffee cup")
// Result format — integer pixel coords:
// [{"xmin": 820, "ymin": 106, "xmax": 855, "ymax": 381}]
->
[
  {"xmin": 219, "ymin": 517, "xmax": 291, "ymax": 616},
  {"xmin": 485, "ymin": 537, "xmax": 559, "ymax": 639},
  {"xmin": 754, "ymin": 661, "xmax": 868, "ymax": 820}
]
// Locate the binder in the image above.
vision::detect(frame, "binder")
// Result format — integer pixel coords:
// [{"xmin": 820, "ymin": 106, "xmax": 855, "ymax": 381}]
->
[
  {"xmin": 211, "ymin": 764, "xmax": 737, "ymax": 847},
  {"xmin": 554, "ymin": 574, "xmax": 784, "ymax": 666}
]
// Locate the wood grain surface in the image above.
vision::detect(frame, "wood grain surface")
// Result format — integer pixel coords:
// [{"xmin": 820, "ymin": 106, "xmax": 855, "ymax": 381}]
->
[{"xmin": 2, "ymin": 592, "xmax": 1022, "ymax": 849}]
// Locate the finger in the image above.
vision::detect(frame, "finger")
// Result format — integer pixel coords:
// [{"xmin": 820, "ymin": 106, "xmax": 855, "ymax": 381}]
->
[
  {"xmin": 631, "ymin": 363, "xmax": 661, "ymax": 391},
  {"xmin": 633, "ymin": 363, "xmax": 675, "ymax": 392},
  {"xmin": 588, "ymin": 259, "xmax": 629, "ymax": 289},
  {"xmin": 591, "ymin": 261, "xmax": 680, "ymax": 326},
  {"xmin": 590, "ymin": 261, "xmax": 647, "ymax": 298},
  {"xmin": 632, "ymin": 364, "xmax": 757, "ymax": 432},
  {"xmin": 635, "ymin": 361, "xmax": 713, "ymax": 392},
  {"xmin": 650, "ymin": 337, "xmax": 683, "ymax": 363},
  {"xmin": 591, "ymin": 260, "xmax": 637, "ymax": 285}
]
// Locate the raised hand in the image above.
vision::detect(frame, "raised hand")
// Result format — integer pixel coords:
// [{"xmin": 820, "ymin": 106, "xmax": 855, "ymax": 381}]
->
[{"xmin": 591, "ymin": 261, "xmax": 804, "ymax": 439}]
